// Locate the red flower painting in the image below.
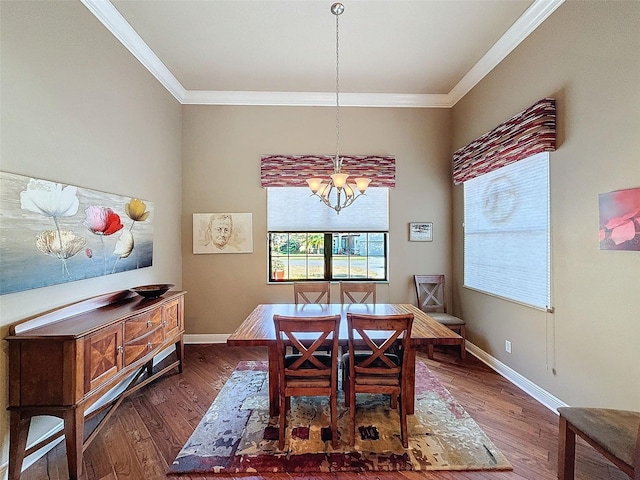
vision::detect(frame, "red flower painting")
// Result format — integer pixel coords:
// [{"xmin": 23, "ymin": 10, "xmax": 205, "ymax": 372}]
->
[
  {"xmin": 84, "ymin": 206, "xmax": 124, "ymax": 235},
  {"xmin": 599, "ymin": 187, "xmax": 640, "ymax": 251}
]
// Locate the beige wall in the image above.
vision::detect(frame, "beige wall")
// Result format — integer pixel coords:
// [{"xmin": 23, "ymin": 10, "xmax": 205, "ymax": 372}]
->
[
  {"xmin": 181, "ymin": 105, "xmax": 453, "ymax": 334},
  {"xmin": 0, "ymin": 0, "xmax": 183, "ymax": 471},
  {"xmin": 2, "ymin": 0, "xmax": 638, "ymax": 475},
  {"xmin": 451, "ymin": 1, "xmax": 640, "ymax": 410}
]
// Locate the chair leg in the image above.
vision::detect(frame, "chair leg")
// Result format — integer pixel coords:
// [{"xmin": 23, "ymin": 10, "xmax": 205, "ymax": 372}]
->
[
  {"xmin": 399, "ymin": 391, "xmax": 408, "ymax": 448},
  {"xmin": 459, "ymin": 325, "xmax": 466, "ymax": 359},
  {"xmin": 391, "ymin": 394, "xmax": 398, "ymax": 410},
  {"xmin": 558, "ymin": 415, "xmax": 576, "ymax": 480},
  {"xmin": 350, "ymin": 390, "xmax": 357, "ymax": 446},
  {"xmin": 279, "ymin": 394, "xmax": 287, "ymax": 450},
  {"xmin": 427, "ymin": 344, "xmax": 434, "ymax": 359},
  {"xmin": 343, "ymin": 372, "xmax": 351, "ymax": 407},
  {"xmin": 330, "ymin": 392, "xmax": 338, "ymax": 449}
]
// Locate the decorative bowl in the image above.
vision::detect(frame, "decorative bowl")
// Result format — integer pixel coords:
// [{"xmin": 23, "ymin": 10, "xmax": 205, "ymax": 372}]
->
[{"xmin": 130, "ymin": 283, "xmax": 175, "ymax": 299}]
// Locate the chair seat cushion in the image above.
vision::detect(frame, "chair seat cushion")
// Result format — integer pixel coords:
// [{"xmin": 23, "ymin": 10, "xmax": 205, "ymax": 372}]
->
[
  {"xmin": 284, "ymin": 353, "xmax": 333, "ymax": 370},
  {"xmin": 428, "ymin": 312, "xmax": 465, "ymax": 326},
  {"xmin": 342, "ymin": 352, "xmax": 400, "ymax": 369},
  {"xmin": 558, "ymin": 407, "xmax": 640, "ymax": 468}
]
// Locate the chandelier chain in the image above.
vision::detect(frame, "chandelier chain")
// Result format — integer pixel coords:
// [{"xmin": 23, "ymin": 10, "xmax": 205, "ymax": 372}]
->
[
  {"xmin": 335, "ymin": 8, "xmax": 341, "ymax": 172},
  {"xmin": 305, "ymin": 3, "xmax": 370, "ymax": 214}
]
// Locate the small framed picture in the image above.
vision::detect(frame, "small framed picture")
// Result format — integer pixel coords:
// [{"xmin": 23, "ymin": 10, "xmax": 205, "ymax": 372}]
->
[
  {"xmin": 193, "ymin": 213, "xmax": 253, "ymax": 254},
  {"xmin": 409, "ymin": 222, "xmax": 433, "ymax": 242}
]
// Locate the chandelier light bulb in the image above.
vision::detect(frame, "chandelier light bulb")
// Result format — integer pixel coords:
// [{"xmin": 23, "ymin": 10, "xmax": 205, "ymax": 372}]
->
[
  {"xmin": 306, "ymin": 178, "xmax": 323, "ymax": 193},
  {"xmin": 354, "ymin": 177, "xmax": 371, "ymax": 192},
  {"xmin": 331, "ymin": 172, "xmax": 349, "ymax": 189}
]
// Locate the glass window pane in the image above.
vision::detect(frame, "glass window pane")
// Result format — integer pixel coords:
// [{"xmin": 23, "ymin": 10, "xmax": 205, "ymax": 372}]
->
[{"xmin": 268, "ymin": 231, "xmax": 387, "ymax": 282}]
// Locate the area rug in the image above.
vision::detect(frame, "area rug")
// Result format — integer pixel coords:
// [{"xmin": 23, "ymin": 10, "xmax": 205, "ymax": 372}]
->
[{"xmin": 168, "ymin": 360, "xmax": 511, "ymax": 474}]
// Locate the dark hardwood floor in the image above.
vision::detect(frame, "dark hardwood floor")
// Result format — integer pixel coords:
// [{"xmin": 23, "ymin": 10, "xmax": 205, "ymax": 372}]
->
[{"xmin": 20, "ymin": 344, "xmax": 627, "ymax": 480}]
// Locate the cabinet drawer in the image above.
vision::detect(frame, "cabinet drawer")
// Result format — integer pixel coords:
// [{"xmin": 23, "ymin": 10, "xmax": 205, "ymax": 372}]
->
[
  {"xmin": 124, "ymin": 327, "xmax": 163, "ymax": 366},
  {"xmin": 124, "ymin": 308, "xmax": 162, "ymax": 342}
]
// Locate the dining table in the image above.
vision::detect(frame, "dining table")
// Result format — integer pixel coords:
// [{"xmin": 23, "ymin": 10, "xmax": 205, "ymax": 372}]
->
[{"xmin": 226, "ymin": 303, "xmax": 462, "ymax": 416}]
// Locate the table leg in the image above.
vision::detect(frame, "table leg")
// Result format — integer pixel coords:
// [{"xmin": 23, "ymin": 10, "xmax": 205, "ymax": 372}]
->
[
  {"xmin": 175, "ymin": 337, "xmax": 184, "ymax": 373},
  {"xmin": 8, "ymin": 410, "xmax": 30, "ymax": 480},
  {"xmin": 267, "ymin": 344, "xmax": 280, "ymax": 417},
  {"xmin": 63, "ymin": 406, "xmax": 84, "ymax": 480},
  {"xmin": 406, "ymin": 347, "xmax": 416, "ymax": 414}
]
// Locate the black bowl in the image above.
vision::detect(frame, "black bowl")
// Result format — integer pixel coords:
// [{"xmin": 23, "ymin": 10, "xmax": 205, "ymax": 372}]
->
[{"xmin": 130, "ymin": 283, "xmax": 175, "ymax": 299}]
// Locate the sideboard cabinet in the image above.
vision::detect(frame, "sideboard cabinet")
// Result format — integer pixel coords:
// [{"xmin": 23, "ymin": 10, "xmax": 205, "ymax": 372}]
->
[{"xmin": 5, "ymin": 289, "xmax": 186, "ymax": 480}]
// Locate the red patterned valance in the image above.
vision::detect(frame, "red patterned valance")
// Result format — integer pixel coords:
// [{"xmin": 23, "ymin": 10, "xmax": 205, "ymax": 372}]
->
[
  {"xmin": 452, "ymin": 98, "xmax": 556, "ymax": 185},
  {"xmin": 261, "ymin": 155, "xmax": 396, "ymax": 188}
]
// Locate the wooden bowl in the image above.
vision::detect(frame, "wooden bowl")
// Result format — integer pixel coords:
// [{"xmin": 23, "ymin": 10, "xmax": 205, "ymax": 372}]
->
[{"xmin": 130, "ymin": 283, "xmax": 175, "ymax": 299}]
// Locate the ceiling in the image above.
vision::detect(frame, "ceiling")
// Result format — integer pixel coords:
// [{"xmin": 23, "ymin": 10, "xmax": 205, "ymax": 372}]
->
[{"xmin": 83, "ymin": 0, "xmax": 564, "ymax": 107}]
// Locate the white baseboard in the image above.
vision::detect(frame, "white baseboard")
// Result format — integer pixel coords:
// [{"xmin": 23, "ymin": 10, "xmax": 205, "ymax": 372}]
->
[
  {"xmin": 466, "ymin": 341, "xmax": 567, "ymax": 413},
  {"xmin": 184, "ymin": 333, "xmax": 229, "ymax": 344}
]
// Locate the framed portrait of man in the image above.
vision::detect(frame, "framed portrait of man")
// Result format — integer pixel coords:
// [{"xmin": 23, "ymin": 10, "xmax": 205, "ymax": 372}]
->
[{"xmin": 193, "ymin": 213, "xmax": 253, "ymax": 254}]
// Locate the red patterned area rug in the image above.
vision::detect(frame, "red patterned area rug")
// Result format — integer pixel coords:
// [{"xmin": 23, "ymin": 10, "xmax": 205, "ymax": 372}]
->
[{"xmin": 168, "ymin": 360, "xmax": 511, "ymax": 475}]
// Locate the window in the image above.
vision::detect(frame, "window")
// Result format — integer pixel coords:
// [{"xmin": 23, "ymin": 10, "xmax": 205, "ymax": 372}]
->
[
  {"xmin": 267, "ymin": 187, "xmax": 389, "ymax": 282},
  {"xmin": 463, "ymin": 152, "xmax": 550, "ymax": 310},
  {"xmin": 269, "ymin": 232, "xmax": 387, "ymax": 281}
]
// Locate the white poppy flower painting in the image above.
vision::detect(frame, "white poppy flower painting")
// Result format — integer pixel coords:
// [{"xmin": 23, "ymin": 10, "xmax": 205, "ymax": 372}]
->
[{"xmin": 0, "ymin": 171, "xmax": 154, "ymax": 295}]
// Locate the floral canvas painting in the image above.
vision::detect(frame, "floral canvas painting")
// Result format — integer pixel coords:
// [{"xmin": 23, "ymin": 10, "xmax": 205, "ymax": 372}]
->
[
  {"xmin": 598, "ymin": 186, "xmax": 640, "ymax": 251},
  {"xmin": 0, "ymin": 171, "xmax": 154, "ymax": 295}
]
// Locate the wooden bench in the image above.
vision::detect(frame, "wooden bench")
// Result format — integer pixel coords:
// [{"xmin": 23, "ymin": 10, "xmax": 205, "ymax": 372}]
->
[{"xmin": 558, "ymin": 407, "xmax": 640, "ymax": 479}]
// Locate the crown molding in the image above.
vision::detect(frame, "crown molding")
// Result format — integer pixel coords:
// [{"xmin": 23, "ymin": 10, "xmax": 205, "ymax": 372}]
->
[
  {"xmin": 182, "ymin": 90, "xmax": 452, "ymax": 108},
  {"xmin": 83, "ymin": 0, "xmax": 564, "ymax": 108},
  {"xmin": 80, "ymin": 0, "xmax": 186, "ymax": 102},
  {"xmin": 448, "ymin": 0, "xmax": 565, "ymax": 105}
]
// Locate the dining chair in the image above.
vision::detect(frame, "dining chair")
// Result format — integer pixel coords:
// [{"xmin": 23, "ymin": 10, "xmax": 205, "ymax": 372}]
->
[
  {"xmin": 414, "ymin": 274, "xmax": 466, "ymax": 359},
  {"xmin": 343, "ymin": 312, "xmax": 414, "ymax": 448},
  {"xmin": 293, "ymin": 281, "xmax": 331, "ymax": 304},
  {"xmin": 273, "ymin": 313, "xmax": 341, "ymax": 450},
  {"xmin": 558, "ymin": 407, "xmax": 640, "ymax": 480},
  {"xmin": 340, "ymin": 282, "xmax": 377, "ymax": 304}
]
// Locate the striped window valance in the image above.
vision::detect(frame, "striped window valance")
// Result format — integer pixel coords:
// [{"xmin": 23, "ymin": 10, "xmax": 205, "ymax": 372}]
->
[
  {"xmin": 452, "ymin": 98, "xmax": 556, "ymax": 185},
  {"xmin": 261, "ymin": 155, "xmax": 396, "ymax": 188}
]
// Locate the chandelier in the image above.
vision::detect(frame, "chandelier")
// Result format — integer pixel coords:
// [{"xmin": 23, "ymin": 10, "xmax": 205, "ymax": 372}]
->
[{"xmin": 307, "ymin": 2, "xmax": 371, "ymax": 214}]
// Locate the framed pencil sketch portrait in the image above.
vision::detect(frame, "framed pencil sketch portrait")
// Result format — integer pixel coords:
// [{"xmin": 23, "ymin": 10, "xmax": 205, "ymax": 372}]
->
[
  {"xmin": 409, "ymin": 222, "xmax": 433, "ymax": 242},
  {"xmin": 193, "ymin": 213, "xmax": 253, "ymax": 254}
]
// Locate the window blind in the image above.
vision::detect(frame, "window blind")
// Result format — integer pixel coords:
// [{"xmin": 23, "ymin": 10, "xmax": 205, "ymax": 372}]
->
[
  {"xmin": 463, "ymin": 152, "xmax": 550, "ymax": 310},
  {"xmin": 267, "ymin": 187, "xmax": 389, "ymax": 231}
]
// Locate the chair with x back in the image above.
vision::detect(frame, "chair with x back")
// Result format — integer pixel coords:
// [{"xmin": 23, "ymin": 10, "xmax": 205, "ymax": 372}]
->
[
  {"xmin": 414, "ymin": 274, "xmax": 466, "ymax": 359},
  {"xmin": 273, "ymin": 314, "xmax": 341, "ymax": 450},
  {"xmin": 293, "ymin": 282, "xmax": 331, "ymax": 305},
  {"xmin": 340, "ymin": 282, "xmax": 377, "ymax": 304},
  {"xmin": 343, "ymin": 312, "xmax": 414, "ymax": 448}
]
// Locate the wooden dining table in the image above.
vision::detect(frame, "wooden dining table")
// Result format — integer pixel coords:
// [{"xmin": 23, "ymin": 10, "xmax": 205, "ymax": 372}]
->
[{"xmin": 226, "ymin": 303, "xmax": 462, "ymax": 416}]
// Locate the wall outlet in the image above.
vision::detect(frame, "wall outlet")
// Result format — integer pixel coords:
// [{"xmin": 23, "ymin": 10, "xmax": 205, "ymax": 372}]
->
[{"xmin": 505, "ymin": 340, "xmax": 512, "ymax": 353}]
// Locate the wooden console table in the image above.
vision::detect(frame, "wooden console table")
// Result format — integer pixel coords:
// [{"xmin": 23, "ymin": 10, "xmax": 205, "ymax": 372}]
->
[{"xmin": 5, "ymin": 289, "xmax": 186, "ymax": 480}]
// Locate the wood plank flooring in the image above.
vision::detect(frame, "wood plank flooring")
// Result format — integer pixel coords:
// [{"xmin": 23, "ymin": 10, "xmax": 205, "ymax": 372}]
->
[{"xmin": 19, "ymin": 344, "xmax": 628, "ymax": 480}]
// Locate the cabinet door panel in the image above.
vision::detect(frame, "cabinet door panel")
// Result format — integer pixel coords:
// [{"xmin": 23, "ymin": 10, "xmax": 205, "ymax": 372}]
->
[
  {"xmin": 84, "ymin": 324, "xmax": 122, "ymax": 392},
  {"xmin": 163, "ymin": 298, "xmax": 182, "ymax": 338}
]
